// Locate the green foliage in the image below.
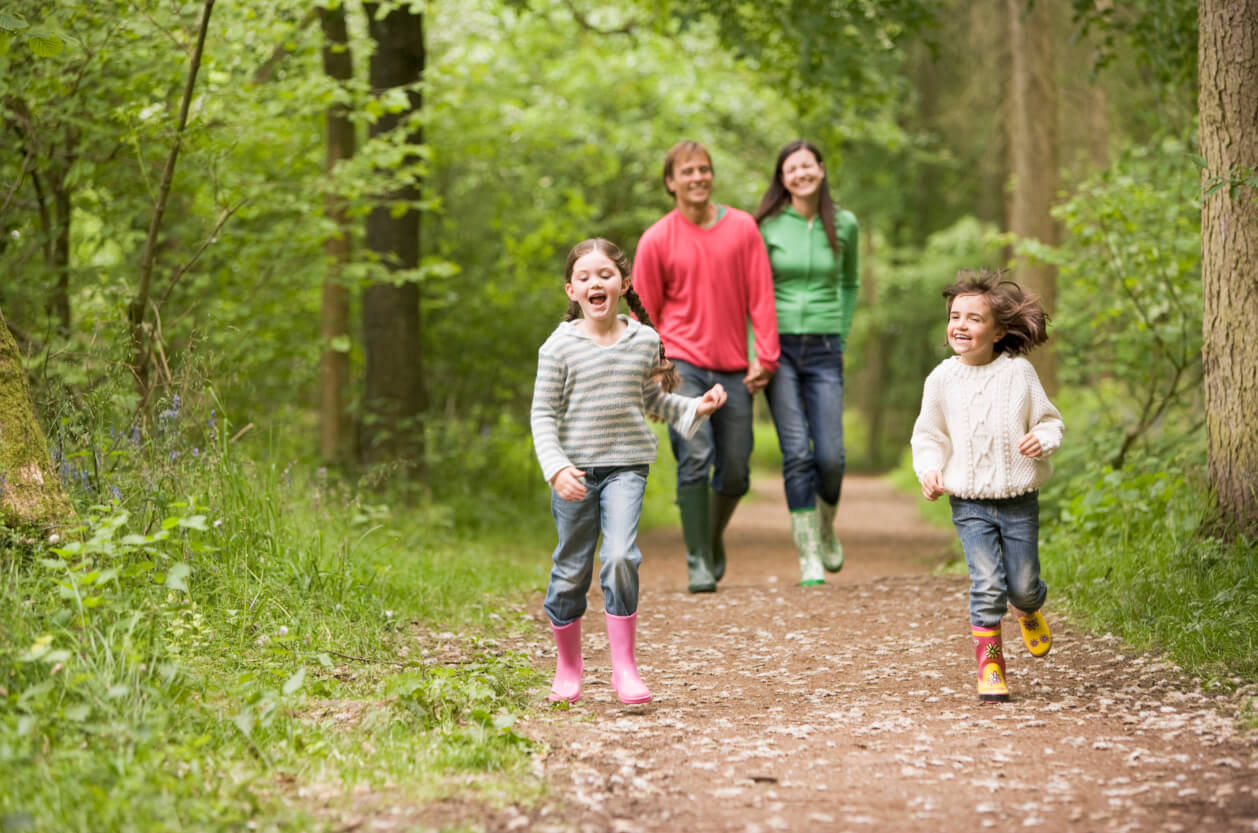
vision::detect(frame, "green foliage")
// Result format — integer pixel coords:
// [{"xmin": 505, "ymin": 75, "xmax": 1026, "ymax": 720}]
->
[
  {"xmin": 1071, "ymin": 0, "xmax": 1197, "ymax": 92},
  {"xmin": 1, "ymin": 390, "xmax": 550, "ymax": 831},
  {"xmin": 845, "ymin": 216, "xmax": 1003, "ymax": 469},
  {"xmin": 1021, "ymin": 139, "xmax": 1203, "ymax": 471},
  {"xmin": 1041, "ymin": 459, "xmax": 1258, "ymax": 686}
]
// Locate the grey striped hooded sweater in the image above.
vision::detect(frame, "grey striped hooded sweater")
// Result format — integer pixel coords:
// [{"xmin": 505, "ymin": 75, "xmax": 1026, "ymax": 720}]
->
[{"xmin": 530, "ymin": 316, "xmax": 706, "ymax": 484}]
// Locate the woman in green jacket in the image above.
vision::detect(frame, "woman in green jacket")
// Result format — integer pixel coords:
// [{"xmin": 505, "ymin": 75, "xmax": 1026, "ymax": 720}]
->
[{"xmin": 753, "ymin": 140, "xmax": 860, "ymax": 586}]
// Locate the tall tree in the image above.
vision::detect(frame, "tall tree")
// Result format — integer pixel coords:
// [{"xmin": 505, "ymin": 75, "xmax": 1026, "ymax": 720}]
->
[
  {"xmin": 1198, "ymin": 0, "xmax": 1258, "ymax": 534},
  {"xmin": 319, "ymin": 3, "xmax": 355, "ymax": 465},
  {"xmin": 1006, "ymin": 0, "xmax": 1060, "ymax": 392},
  {"xmin": 360, "ymin": 1, "xmax": 424, "ymax": 467}
]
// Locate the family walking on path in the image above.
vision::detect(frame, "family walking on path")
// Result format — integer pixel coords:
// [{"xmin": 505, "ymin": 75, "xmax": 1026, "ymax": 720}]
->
[
  {"xmin": 513, "ymin": 138, "xmax": 1257, "ymax": 833},
  {"xmin": 531, "ymin": 138, "xmax": 1062, "ymax": 709}
]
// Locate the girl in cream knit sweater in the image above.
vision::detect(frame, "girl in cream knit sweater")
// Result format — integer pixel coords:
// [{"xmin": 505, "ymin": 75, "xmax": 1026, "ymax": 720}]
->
[{"xmin": 911, "ymin": 270, "xmax": 1064, "ymax": 703}]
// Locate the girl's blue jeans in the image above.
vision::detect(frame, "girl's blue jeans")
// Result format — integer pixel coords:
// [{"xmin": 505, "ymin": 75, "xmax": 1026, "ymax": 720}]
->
[
  {"xmin": 765, "ymin": 334, "xmax": 846, "ymax": 511},
  {"xmin": 544, "ymin": 465, "xmax": 648, "ymax": 626},
  {"xmin": 667, "ymin": 359, "xmax": 754, "ymax": 497},
  {"xmin": 949, "ymin": 491, "xmax": 1047, "ymax": 628}
]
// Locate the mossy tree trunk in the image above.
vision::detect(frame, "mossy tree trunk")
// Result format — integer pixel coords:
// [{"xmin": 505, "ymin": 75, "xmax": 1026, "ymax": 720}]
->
[{"xmin": 0, "ymin": 307, "xmax": 75, "ymax": 535}]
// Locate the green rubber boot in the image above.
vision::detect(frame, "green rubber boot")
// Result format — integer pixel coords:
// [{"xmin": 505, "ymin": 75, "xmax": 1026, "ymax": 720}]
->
[
  {"xmin": 677, "ymin": 485, "xmax": 717, "ymax": 593},
  {"xmin": 791, "ymin": 508, "xmax": 826, "ymax": 586},
  {"xmin": 709, "ymin": 491, "xmax": 739, "ymax": 583},
  {"xmin": 817, "ymin": 496, "xmax": 845, "ymax": 573}
]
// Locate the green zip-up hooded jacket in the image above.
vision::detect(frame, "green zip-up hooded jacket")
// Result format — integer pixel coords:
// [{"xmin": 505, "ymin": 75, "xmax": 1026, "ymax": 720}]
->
[{"xmin": 759, "ymin": 205, "xmax": 860, "ymax": 338}]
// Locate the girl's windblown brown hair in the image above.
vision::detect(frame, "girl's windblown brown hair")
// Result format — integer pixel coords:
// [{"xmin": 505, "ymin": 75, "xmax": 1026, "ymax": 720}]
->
[{"xmin": 943, "ymin": 268, "xmax": 1049, "ymax": 357}]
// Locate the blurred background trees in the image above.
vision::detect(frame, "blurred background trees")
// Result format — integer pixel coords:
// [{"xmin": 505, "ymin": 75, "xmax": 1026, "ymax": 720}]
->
[{"xmin": 0, "ymin": 0, "xmax": 1251, "ymax": 531}]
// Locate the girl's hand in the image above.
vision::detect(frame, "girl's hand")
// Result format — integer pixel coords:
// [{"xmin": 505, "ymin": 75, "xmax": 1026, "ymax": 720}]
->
[
  {"xmin": 1018, "ymin": 432, "xmax": 1043, "ymax": 458},
  {"xmin": 551, "ymin": 466, "xmax": 587, "ymax": 501},
  {"xmin": 696, "ymin": 383, "xmax": 727, "ymax": 416},
  {"xmin": 921, "ymin": 471, "xmax": 947, "ymax": 501}
]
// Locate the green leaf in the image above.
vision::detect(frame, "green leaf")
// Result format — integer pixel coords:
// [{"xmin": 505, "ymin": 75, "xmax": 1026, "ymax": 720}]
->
[
  {"xmin": 27, "ymin": 33, "xmax": 63, "ymax": 57},
  {"xmin": 0, "ymin": 11, "xmax": 28, "ymax": 32},
  {"xmin": 282, "ymin": 667, "xmax": 306, "ymax": 695},
  {"xmin": 177, "ymin": 515, "xmax": 208, "ymax": 531},
  {"xmin": 165, "ymin": 562, "xmax": 192, "ymax": 592},
  {"xmin": 330, "ymin": 335, "xmax": 352, "ymax": 353},
  {"xmin": 63, "ymin": 704, "xmax": 91, "ymax": 722}
]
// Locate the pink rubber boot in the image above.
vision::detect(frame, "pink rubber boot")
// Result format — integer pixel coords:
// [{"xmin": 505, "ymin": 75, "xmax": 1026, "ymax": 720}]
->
[
  {"xmin": 548, "ymin": 619, "xmax": 583, "ymax": 703},
  {"xmin": 605, "ymin": 612, "xmax": 652, "ymax": 704}
]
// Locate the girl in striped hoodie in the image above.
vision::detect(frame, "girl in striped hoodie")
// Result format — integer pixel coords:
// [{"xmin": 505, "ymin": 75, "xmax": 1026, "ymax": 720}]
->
[{"xmin": 531, "ymin": 238, "xmax": 727, "ymax": 704}]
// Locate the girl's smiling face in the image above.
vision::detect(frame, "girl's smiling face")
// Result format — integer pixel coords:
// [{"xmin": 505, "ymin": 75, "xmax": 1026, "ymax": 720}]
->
[
  {"xmin": 566, "ymin": 250, "xmax": 628, "ymax": 326},
  {"xmin": 948, "ymin": 293, "xmax": 1006, "ymax": 365}
]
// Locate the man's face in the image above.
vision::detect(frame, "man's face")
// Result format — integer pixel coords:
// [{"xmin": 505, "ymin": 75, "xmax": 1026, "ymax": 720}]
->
[{"xmin": 666, "ymin": 152, "xmax": 713, "ymax": 211}]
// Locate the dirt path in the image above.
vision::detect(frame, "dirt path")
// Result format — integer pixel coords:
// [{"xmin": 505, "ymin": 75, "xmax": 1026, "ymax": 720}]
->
[{"xmin": 497, "ymin": 475, "xmax": 1258, "ymax": 833}]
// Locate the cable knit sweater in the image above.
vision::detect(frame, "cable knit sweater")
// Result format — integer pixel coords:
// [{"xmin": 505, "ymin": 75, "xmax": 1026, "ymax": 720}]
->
[
  {"xmin": 911, "ymin": 354, "xmax": 1064, "ymax": 500},
  {"xmin": 531, "ymin": 317, "xmax": 706, "ymax": 484}
]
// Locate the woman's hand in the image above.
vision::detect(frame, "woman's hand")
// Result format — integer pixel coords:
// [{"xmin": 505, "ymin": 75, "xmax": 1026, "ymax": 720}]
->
[
  {"xmin": 921, "ymin": 471, "xmax": 948, "ymax": 501},
  {"xmin": 550, "ymin": 466, "xmax": 587, "ymax": 501},
  {"xmin": 743, "ymin": 357, "xmax": 772, "ymax": 394},
  {"xmin": 696, "ymin": 383, "xmax": 727, "ymax": 416}
]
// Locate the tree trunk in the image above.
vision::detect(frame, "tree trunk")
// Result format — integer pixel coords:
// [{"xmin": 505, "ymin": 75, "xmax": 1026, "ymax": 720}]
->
[
  {"xmin": 0, "ymin": 306, "xmax": 74, "ymax": 535},
  {"xmin": 1006, "ymin": 0, "xmax": 1060, "ymax": 393},
  {"xmin": 1199, "ymin": 0, "xmax": 1258, "ymax": 535},
  {"xmin": 319, "ymin": 5, "xmax": 355, "ymax": 466},
  {"xmin": 361, "ymin": 3, "xmax": 425, "ymax": 468}
]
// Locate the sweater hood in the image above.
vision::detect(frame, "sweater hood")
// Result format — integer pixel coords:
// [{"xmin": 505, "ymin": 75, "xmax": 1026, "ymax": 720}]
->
[{"xmin": 552, "ymin": 315, "xmax": 648, "ymax": 346}]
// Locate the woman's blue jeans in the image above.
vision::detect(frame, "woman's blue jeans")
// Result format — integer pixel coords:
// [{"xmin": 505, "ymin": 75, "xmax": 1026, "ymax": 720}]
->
[
  {"xmin": 765, "ymin": 334, "xmax": 846, "ymax": 511},
  {"xmin": 949, "ymin": 491, "xmax": 1047, "ymax": 628},
  {"xmin": 544, "ymin": 465, "xmax": 648, "ymax": 626},
  {"xmin": 667, "ymin": 360, "xmax": 754, "ymax": 497}
]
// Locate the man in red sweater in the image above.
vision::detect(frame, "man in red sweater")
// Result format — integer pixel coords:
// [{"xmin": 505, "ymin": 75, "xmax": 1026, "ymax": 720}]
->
[{"xmin": 633, "ymin": 140, "xmax": 781, "ymax": 593}]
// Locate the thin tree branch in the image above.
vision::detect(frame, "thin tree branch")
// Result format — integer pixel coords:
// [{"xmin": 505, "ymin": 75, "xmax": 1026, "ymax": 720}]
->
[
  {"xmin": 560, "ymin": 0, "xmax": 639, "ymax": 38},
  {"xmin": 0, "ymin": 146, "xmax": 34, "ymax": 221},
  {"xmin": 157, "ymin": 198, "xmax": 247, "ymax": 308},
  {"xmin": 130, "ymin": 0, "xmax": 215, "ymax": 392},
  {"xmin": 253, "ymin": 8, "xmax": 318, "ymax": 84}
]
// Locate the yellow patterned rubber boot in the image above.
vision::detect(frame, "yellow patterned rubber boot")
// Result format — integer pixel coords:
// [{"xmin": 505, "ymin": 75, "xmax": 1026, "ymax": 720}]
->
[
  {"xmin": 1017, "ymin": 609, "xmax": 1052, "ymax": 657},
  {"xmin": 972, "ymin": 626, "xmax": 1010, "ymax": 702}
]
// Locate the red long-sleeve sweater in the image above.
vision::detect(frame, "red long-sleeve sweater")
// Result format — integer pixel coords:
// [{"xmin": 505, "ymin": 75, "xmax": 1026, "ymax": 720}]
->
[{"xmin": 633, "ymin": 207, "xmax": 780, "ymax": 375}]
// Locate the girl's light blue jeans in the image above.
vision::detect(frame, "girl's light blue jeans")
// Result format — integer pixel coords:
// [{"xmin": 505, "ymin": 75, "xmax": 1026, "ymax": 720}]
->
[
  {"xmin": 667, "ymin": 359, "xmax": 754, "ymax": 497},
  {"xmin": 949, "ymin": 491, "xmax": 1047, "ymax": 628},
  {"xmin": 765, "ymin": 333, "xmax": 846, "ymax": 511},
  {"xmin": 544, "ymin": 465, "xmax": 648, "ymax": 626}
]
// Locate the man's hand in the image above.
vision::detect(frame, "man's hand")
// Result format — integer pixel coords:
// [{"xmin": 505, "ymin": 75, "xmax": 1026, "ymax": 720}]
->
[
  {"xmin": 743, "ymin": 357, "xmax": 772, "ymax": 394},
  {"xmin": 921, "ymin": 471, "xmax": 947, "ymax": 501},
  {"xmin": 551, "ymin": 466, "xmax": 587, "ymax": 501},
  {"xmin": 696, "ymin": 383, "xmax": 727, "ymax": 416}
]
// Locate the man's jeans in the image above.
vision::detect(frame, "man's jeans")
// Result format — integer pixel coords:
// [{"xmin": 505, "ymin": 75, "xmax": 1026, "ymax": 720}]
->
[
  {"xmin": 949, "ymin": 491, "xmax": 1047, "ymax": 628},
  {"xmin": 765, "ymin": 334, "xmax": 846, "ymax": 511},
  {"xmin": 544, "ymin": 465, "xmax": 648, "ymax": 625},
  {"xmin": 668, "ymin": 359, "xmax": 754, "ymax": 497}
]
